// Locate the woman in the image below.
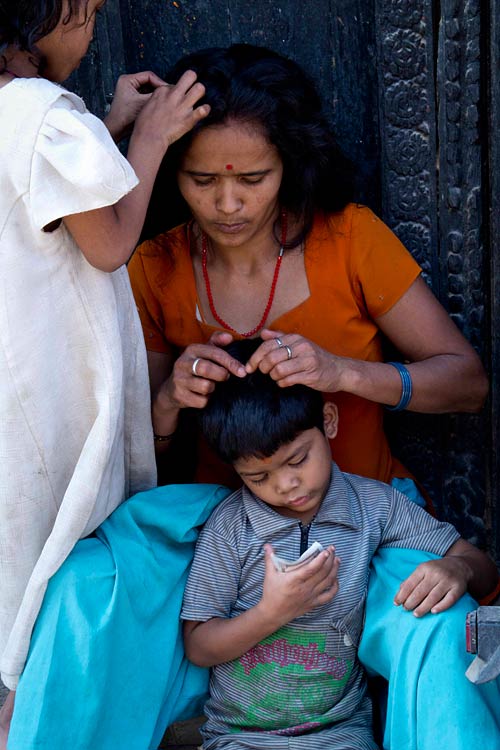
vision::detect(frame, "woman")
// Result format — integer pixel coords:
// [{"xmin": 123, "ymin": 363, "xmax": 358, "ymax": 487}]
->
[{"xmin": 130, "ymin": 43, "xmax": 487, "ymax": 496}]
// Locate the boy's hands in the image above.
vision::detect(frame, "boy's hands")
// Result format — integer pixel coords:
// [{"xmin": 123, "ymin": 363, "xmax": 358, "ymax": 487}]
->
[
  {"xmin": 394, "ymin": 556, "xmax": 471, "ymax": 617},
  {"xmin": 258, "ymin": 543, "xmax": 340, "ymax": 627},
  {"xmin": 184, "ymin": 543, "xmax": 340, "ymax": 668}
]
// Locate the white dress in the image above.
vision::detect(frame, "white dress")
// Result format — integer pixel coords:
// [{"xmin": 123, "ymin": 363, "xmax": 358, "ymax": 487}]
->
[{"xmin": 0, "ymin": 78, "xmax": 157, "ymax": 689}]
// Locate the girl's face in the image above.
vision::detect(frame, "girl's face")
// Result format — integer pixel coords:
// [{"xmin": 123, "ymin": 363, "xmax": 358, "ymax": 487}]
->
[
  {"xmin": 37, "ymin": 0, "xmax": 106, "ymax": 82},
  {"xmin": 177, "ymin": 120, "xmax": 284, "ymax": 251}
]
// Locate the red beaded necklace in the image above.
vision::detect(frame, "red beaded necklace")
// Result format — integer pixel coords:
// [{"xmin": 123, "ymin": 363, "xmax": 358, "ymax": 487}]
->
[{"xmin": 201, "ymin": 211, "xmax": 287, "ymax": 338}]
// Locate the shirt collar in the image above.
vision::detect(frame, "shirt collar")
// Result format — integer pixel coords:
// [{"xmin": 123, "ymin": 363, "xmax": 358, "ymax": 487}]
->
[{"xmin": 242, "ymin": 462, "xmax": 359, "ymax": 540}]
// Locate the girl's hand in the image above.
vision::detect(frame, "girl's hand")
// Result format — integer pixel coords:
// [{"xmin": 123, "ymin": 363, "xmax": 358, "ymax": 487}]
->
[
  {"xmin": 259, "ymin": 544, "xmax": 340, "ymax": 627},
  {"xmin": 394, "ymin": 557, "xmax": 470, "ymax": 617},
  {"xmin": 246, "ymin": 328, "xmax": 346, "ymax": 393},
  {"xmin": 160, "ymin": 332, "xmax": 246, "ymax": 411},
  {"xmin": 132, "ymin": 69, "xmax": 210, "ymax": 152},
  {"xmin": 104, "ymin": 71, "xmax": 168, "ymax": 142}
]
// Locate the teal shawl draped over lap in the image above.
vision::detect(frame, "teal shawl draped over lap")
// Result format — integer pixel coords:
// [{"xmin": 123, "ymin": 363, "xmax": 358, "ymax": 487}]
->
[{"xmin": 8, "ymin": 484, "xmax": 500, "ymax": 750}]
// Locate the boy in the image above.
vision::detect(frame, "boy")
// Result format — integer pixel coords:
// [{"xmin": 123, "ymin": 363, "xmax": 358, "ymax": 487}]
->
[{"xmin": 181, "ymin": 340, "xmax": 482, "ymax": 750}]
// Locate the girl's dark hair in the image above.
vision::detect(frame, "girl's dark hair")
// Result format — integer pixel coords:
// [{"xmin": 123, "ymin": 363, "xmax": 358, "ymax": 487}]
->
[
  {"xmin": 199, "ymin": 338, "xmax": 325, "ymax": 465},
  {"xmin": 145, "ymin": 44, "xmax": 355, "ymax": 245},
  {"xmin": 0, "ymin": 1, "xmax": 87, "ymax": 71}
]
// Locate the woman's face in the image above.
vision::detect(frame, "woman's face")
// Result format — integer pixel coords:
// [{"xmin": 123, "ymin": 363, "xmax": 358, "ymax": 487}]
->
[{"xmin": 177, "ymin": 120, "xmax": 284, "ymax": 250}]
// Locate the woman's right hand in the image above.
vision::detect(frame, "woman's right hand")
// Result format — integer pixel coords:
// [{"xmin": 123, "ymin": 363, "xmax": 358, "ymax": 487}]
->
[{"xmin": 159, "ymin": 332, "xmax": 247, "ymax": 411}]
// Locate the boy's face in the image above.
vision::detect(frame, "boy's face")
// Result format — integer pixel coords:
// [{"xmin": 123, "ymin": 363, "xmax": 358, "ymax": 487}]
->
[{"xmin": 234, "ymin": 406, "xmax": 337, "ymax": 524}]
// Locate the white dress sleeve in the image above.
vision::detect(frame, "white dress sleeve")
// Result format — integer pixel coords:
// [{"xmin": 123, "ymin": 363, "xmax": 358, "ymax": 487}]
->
[{"xmin": 30, "ymin": 97, "xmax": 139, "ymax": 230}]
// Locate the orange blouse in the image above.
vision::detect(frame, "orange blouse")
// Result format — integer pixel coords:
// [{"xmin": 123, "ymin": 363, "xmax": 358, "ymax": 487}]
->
[{"xmin": 128, "ymin": 204, "xmax": 421, "ymax": 485}]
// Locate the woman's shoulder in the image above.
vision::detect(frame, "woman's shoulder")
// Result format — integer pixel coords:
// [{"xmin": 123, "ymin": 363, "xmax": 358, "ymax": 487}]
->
[
  {"xmin": 129, "ymin": 223, "xmax": 194, "ymax": 298},
  {"xmin": 312, "ymin": 203, "xmax": 379, "ymax": 237},
  {"xmin": 306, "ymin": 203, "xmax": 369, "ymax": 266},
  {"xmin": 135, "ymin": 223, "xmax": 190, "ymax": 259},
  {"xmin": 311, "ymin": 203, "xmax": 409, "ymax": 264}
]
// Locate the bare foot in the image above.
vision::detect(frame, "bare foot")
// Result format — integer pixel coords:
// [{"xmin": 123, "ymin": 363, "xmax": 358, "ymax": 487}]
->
[{"xmin": 0, "ymin": 691, "xmax": 14, "ymax": 750}]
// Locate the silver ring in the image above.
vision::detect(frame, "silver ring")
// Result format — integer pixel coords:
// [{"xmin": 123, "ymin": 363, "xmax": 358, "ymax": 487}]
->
[
  {"xmin": 275, "ymin": 337, "xmax": 283, "ymax": 348},
  {"xmin": 192, "ymin": 357, "xmax": 202, "ymax": 376},
  {"xmin": 284, "ymin": 345, "xmax": 292, "ymax": 360}
]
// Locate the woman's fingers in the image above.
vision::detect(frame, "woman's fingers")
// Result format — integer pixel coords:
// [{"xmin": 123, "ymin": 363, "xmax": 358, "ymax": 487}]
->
[
  {"xmin": 189, "ymin": 358, "xmax": 229, "ymax": 384},
  {"xmin": 246, "ymin": 334, "xmax": 314, "ymax": 385},
  {"xmin": 188, "ymin": 346, "xmax": 246, "ymax": 379},
  {"xmin": 245, "ymin": 330, "xmax": 299, "ymax": 373},
  {"xmin": 207, "ymin": 331, "xmax": 234, "ymax": 348},
  {"xmin": 169, "ymin": 341, "xmax": 246, "ymax": 410},
  {"xmin": 246, "ymin": 329, "xmax": 340, "ymax": 391}
]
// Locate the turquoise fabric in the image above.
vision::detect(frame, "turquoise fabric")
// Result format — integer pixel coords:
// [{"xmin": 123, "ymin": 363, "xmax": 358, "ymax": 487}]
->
[
  {"xmin": 359, "ymin": 547, "xmax": 500, "ymax": 749},
  {"xmin": 9, "ymin": 484, "xmax": 230, "ymax": 750},
  {"xmin": 391, "ymin": 476, "xmax": 426, "ymax": 507},
  {"xmin": 8, "ymin": 482, "xmax": 500, "ymax": 749}
]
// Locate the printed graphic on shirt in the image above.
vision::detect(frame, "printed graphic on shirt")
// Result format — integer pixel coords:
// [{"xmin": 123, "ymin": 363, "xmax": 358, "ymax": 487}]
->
[{"xmin": 227, "ymin": 625, "xmax": 353, "ymax": 735}]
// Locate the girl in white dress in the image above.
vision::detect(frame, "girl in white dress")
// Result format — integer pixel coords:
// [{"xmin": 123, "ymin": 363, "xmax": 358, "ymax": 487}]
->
[{"xmin": 0, "ymin": 0, "xmax": 209, "ymax": 741}]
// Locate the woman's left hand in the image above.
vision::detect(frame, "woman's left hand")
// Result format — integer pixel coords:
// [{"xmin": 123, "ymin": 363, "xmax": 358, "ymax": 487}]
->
[
  {"xmin": 245, "ymin": 328, "xmax": 346, "ymax": 392},
  {"xmin": 104, "ymin": 71, "xmax": 169, "ymax": 142}
]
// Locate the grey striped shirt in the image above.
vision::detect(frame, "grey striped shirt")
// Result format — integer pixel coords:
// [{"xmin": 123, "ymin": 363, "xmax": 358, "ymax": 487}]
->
[{"xmin": 182, "ymin": 463, "xmax": 459, "ymax": 749}]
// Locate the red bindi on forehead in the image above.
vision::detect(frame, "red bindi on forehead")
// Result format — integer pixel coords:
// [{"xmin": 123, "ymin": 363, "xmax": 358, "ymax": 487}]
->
[{"xmin": 225, "ymin": 164, "xmax": 233, "ymax": 170}]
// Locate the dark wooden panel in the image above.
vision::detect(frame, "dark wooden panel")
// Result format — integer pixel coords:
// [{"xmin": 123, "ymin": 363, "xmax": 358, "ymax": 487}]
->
[
  {"xmin": 435, "ymin": 0, "xmax": 489, "ymax": 546},
  {"xmin": 374, "ymin": 0, "xmax": 445, "ymax": 518},
  {"xmin": 68, "ymin": 0, "xmax": 127, "ymax": 117},
  {"xmin": 118, "ymin": 0, "xmax": 380, "ymax": 204},
  {"xmin": 488, "ymin": 0, "xmax": 500, "ymax": 564},
  {"xmin": 374, "ymin": 0, "xmax": 493, "ymax": 550}
]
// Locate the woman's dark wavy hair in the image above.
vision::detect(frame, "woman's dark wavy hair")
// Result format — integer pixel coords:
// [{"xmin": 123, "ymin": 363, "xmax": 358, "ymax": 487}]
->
[
  {"xmin": 144, "ymin": 44, "xmax": 355, "ymax": 246},
  {"xmin": 199, "ymin": 338, "xmax": 325, "ymax": 465},
  {"xmin": 0, "ymin": 0, "xmax": 87, "ymax": 71}
]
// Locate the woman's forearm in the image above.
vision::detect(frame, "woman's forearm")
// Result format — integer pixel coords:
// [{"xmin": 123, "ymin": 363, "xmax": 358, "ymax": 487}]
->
[
  {"xmin": 337, "ymin": 353, "xmax": 488, "ymax": 413},
  {"xmin": 151, "ymin": 383, "xmax": 180, "ymax": 450},
  {"xmin": 363, "ymin": 275, "xmax": 489, "ymax": 413}
]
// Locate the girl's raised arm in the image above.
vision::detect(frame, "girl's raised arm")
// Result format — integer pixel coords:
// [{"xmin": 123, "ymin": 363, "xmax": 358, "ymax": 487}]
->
[{"xmin": 64, "ymin": 70, "xmax": 209, "ymax": 272}]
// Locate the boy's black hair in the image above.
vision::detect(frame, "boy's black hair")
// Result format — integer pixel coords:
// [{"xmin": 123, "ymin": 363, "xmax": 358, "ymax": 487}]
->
[
  {"xmin": 143, "ymin": 44, "xmax": 355, "ymax": 244},
  {"xmin": 0, "ymin": 1, "xmax": 89, "ymax": 70},
  {"xmin": 199, "ymin": 338, "xmax": 325, "ymax": 465}
]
